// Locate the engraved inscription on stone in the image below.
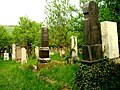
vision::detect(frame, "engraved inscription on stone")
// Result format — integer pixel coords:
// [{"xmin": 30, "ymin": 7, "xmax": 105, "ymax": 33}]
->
[{"xmin": 101, "ymin": 21, "xmax": 119, "ymax": 59}]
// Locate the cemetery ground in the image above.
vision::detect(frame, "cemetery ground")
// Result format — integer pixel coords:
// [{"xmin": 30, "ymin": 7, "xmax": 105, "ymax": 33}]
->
[
  {"xmin": 0, "ymin": 52, "xmax": 79, "ymax": 90},
  {"xmin": 1, "ymin": 52, "xmax": 120, "ymax": 89}
]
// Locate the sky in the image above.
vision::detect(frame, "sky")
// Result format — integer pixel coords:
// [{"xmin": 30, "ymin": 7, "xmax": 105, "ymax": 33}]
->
[{"xmin": 0, "ymin": 0, "xmax": 79, "ymax": 25}]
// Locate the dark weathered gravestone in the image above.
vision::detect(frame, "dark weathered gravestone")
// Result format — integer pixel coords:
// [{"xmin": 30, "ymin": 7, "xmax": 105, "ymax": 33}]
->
[
  {"xmin": 82, "ymin": 1, "xmax": 103, "ymax": 61},
  {"xmin": 38, "ymin": 26, "xmax": 50, "ymax": 63}
]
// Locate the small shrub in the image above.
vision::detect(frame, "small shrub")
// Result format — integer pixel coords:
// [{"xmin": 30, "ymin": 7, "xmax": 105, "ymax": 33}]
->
[
  {"xmin": 75, "ymin": 59, "xmax": 120, "ymax": 90},
  {"xmin": 50, "ymin": 52, "xmax": 61, "ymax": 61}
]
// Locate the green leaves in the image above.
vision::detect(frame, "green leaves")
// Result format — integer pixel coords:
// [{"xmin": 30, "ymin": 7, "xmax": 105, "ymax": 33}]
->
[
  {"xmin": 98, "ymin": 0, "xmax": 120, "ymax": 38},
  {"xmin": 45, "ymin": 0, "xmax": 83, "ymax": 48},
  {"xmin": 75, "ymin": 60, "xmax": 120, "ymax": 89},
  {"xmin": 0, "ymin": 26, "xmax": 11, "ymax": 50},
  {"xmin": 12, "ymin": 16, "xmax": 42, "ymax": 47}
]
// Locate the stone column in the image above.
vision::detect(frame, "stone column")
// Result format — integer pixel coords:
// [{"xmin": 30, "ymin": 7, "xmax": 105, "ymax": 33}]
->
[
  {"xmin": 21, "ymin": 47, "xmax": 27, "ymax": 64},
  {"xmin": 38, "ymin": 26, "xmax": 50, "ymax": 63},
  {"xmin": 101, "ymin": 21, "xmax": 119, "ymax": 59},
  {"xmin": 35, "ymin": 46, "xmax": 39, "ymax": 59},
  {"xmin": 82, "ymin": 1, "xmax": 103, "ymax": 61},
  {"xmin": 12, "ymin": 43, "xmax": 16, "ymax": 60},
  {"xmin": 70, "ymin": 36, "xmax": 78, "ymax": 57}
]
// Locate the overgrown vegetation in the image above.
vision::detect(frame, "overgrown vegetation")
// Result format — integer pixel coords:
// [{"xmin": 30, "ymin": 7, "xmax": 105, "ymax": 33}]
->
[
  {"xmin": 45, "ymin": 0, "xmax": 83, "ymax": 48},
  {"xmin": 0, "ymin": 0, "xmax": 120, "ymax": 89},
  {"xmin": 39, "ymin": 62, "xmax": 78, "ymax": 89},
  {"xmin": 12, "ymin": 16, "xmax": 43, "ymax": 56},
  {"xmin": 50, "ymin": 52, "xmax": 61, "ymax": 61},
  {"xmin": 0, "ymin": 57, "xmax": 78, "ymax": 90},
  {"xmin": 75, "ymin": 59, "xmax": 120, "ymax": 90},
  {"xmin": 0, "ymin": 26, "xmax": 12, "ymax": 52}
]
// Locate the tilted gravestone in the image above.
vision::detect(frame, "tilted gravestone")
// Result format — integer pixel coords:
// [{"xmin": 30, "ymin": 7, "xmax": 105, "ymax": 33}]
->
[
  {"xmin": 82, "ymin": 1, "xmax": 103, "ymax": 61},
  {"xmin": 38, "ymin": 27, "xmax": 50, "ymax": 63},
  {"xmin": 101, "ymin": 21, "xmax": 119, "ymax": 59}
]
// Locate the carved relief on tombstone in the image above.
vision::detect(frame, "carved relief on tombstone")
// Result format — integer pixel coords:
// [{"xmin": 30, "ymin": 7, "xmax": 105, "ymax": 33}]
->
[
  {"xmin": 82, "ymin": 1, "xmax": 103, "ymax": 61},
  {"xmin": 39, "ymin": 27, "xmax": 50, "ymax": 63}
]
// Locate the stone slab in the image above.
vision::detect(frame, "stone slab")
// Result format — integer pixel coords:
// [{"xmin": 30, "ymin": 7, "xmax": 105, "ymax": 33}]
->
[
  {"xmin": 21, "ymin": 47, "xmax": 27, "ymax": 64},
  {"xmin": 101, "ymin": 21, "xmax": 119, "ymax": 59},
  {"xmin": 4, "ymin": 53, "xmax": 9, "ymax": 60}
]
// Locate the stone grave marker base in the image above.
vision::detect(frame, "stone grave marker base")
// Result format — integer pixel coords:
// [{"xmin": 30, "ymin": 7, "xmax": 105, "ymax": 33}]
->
[
  {"xmin": 38, "ymin": 58, "xmax": 51, "ymax": 63},
  {"xmin": 82, "ymin": 44, "xmax": 103, "ymax": 61},
  {"xmin": 37, "ymin": 63, "xmax": 49, "ymax": 70}
]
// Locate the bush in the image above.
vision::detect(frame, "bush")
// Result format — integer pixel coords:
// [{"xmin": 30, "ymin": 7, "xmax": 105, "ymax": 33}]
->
[
  {"xmin": 75, "ymin": 59, "xmax": 120, "ymax": 90},
  {"xmin": 50, "ymin": 52, "xmax": 61, "ymax": 61}
]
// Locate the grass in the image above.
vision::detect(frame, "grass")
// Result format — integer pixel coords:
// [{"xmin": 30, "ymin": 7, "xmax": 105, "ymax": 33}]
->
[
  {"xmin": 0, "ymin": 59, "xmax": 45, "ymax": 89},
  {"xmin": 0, "ymin": 53, "xmax": 78, "ymax": 90},
  {"xmin": 50, "ymin": 52, "xmax": 61, "ymax": 61},
  {"xmin": 39, "ymin": 63, "xmax": 78, "ymax": 89}
]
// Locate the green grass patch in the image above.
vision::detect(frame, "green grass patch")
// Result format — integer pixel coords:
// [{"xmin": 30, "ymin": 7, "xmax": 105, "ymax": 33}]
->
[
  {"xmin": 39, "ymin": 63, "xmax": 78, "ymax": 89},
  {"xmin": 0, "ymin": 56, "xmax": 78, "ymax": 90},
  {"xmin": 0, "ymin": 59, "xmax": 65, "ymax": 90},
  {"xmin": 50, "ymin": 52, "xmax": 61, "ymax": 61}
]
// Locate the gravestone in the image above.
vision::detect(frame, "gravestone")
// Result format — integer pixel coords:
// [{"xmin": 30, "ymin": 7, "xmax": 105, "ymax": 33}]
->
[
  {"xmin": 4, "ymin": 50, "xmax": 9, "ymax": 60},
  {"xmin": 16, "ymin": 46, "xmax": 21, "ymax": 61},
  {"xmin": 35, "ymin": 46, "xmax": 39, "ymax": 59},
  {"xmin": 101, "ymin": 21, "xmax": 119, "ymax": 59},
  {"xmin": 70, "ymin": 36, "xmax": 78, "ymax": 57},
  {"xmin": 82, "ymin": 1, "xmax": 103, "ymax": 61},
  {"xmin": 70, "ymin": 36, "xmax": 78, "ymax": 63},
  {"xmin": 12, "ymin": 43, "xmax": 16, "ymax": 60},
  {"xmin": 21, "ymin": 47, "xmax": 27, "ymax": 64},
  {"xmin": 38, "ymin": 26, "xmax": 50, "ymax": 63}
]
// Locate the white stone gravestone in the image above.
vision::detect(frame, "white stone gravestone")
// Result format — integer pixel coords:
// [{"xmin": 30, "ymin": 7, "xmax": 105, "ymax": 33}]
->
[
  {"xmin": 35, "ymin": 46, "xmax": 39, "ymax": 59},
  {"xmin": 4, "ymin": 52, "xmax": 9, "ymax": 60},
  {"xmin": 101, "ymin": 21, "xmax": 119, "ymax": 59},
  {"xmin": 70, "ymin": 36, "xmax": 78, "ymax": 57},
  {"xmin": 12, "ymin": 44, "xmax": 16, "ymax": 60},
  {"xmin": 21, "ymin": 47, "xmax": 27, "ymax": 64}
]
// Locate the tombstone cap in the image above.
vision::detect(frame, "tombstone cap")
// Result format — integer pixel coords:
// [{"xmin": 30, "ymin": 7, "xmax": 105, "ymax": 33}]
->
[
  {"xmin": 42, "ymin": 26, "xmax": 47, "ymax": 29},
  {"xmin": 83, "ymin": 1, "xmax": 98, "ymax": 15}
]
